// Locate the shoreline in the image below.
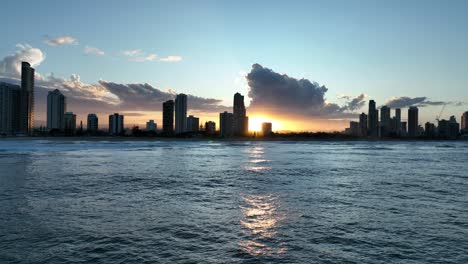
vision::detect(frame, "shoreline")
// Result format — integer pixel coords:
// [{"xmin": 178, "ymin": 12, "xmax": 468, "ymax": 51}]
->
[{"xmin": 1, "ymin": 136, "xmax": 467, "ymax": 142}]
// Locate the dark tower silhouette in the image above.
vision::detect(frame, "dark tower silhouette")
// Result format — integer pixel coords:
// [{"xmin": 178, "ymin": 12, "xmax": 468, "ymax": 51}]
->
[
  {"xmin": 20, "ymin": 62, "xmax": 34, "ymax": 135},
  {"xmin": 163, "ymin": 100, "xmax": 174, "ymax": 135},
  {"xmin": 233, "ymin": 92, "xmax": 248, "ymax": 136},
  {"xmin": 408, "ymin": 106, "xmax": 419, "ymax": 137},
  {"xmin": 368, "ymin": 100, "xmax": 379, "ymax": 137}
]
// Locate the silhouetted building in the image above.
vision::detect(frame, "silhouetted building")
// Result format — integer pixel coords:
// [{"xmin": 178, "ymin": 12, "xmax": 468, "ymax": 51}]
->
[
  {"xmin": 205, "ymin": 121, "xmax": 216, "ymax": 135},
  {"xmin": 109, "ymin": 113, "xmax": 124, "ymax": 136},
  {"xmin": 162, "ymin": 100, "xmax": 174, "ymax": 134},
  {"xmin": 368, "ymin": 100, "xmax": 379, "ymax": 137},
  {"xmin": 408, "ymin": 106, "xmax": 419, "ymax": 137},
  {"xmin": 47, "ymin": 89, "xmax": 66, "ymax": 131},
  {"xmin": 401, "ymin": 122, "xmax": 408, "ymax": 137},
  {"xmin": 262, "ymin": 122, "xmax": 272, "ymax": 136},
  {"xmin": 438, "ymin": 116, "xmax": 459, "ymax": 139},
  {"xmin": 87, "ymin": 114, "xmax": 98, "ymax": 132},
  {"xmin": 425, "ymin": 122, "xmax": 436, "ymax": 138},
  {"xmin": 395, "ymin": 108, "xmax": 402, "ymax": 135},
  {"xmin": 461, "ymin": 112, "xmax": 468, "ymax": 134},
  {"xmin": 175, "ymin": 94, "xmax": 187, "ymax": 134},
  {"xmin": 359, "ymin": 113, "xmax": 368, "ymax": 137},
  {"xmin": 348, "ymin": 121, "xmax": 359, "ymax": 136},
  {"xmin": 233, "ymin": 92, "xmax": 248, "ymax": 136},
  {"xmin": 380, "ymin": 106, "xmax": 391, "ymax": 137},
  {"xmin": 19, "ymin": 62, "xmax": 34, "ymax": 135},
  {"xmin": 0, "ymin": 82, "xmax": 20, "ymax": 135},
  {"xmin": 219, "ymin": 111, "xmax": 233, "ymax": 137},
  {"xmin": 145, "ymin": 120, "xmax": 157, "ymax": 132},
  {"xmin": 64, "ymin": 112, "xmax": 76, "ymax": 134},
  {"xmin": 187, "ymin": 115, "xmax": 199, "ymax": 132}
]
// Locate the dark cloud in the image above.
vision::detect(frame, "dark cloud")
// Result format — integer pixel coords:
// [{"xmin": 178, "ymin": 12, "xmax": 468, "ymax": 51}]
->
[
  {"xmin": 385, "ymin": 96, "xmax": 454, "ymax": 108},
  {"xmin": 246, "ymin": 64, "xmax": 363, "ymax": 118}
]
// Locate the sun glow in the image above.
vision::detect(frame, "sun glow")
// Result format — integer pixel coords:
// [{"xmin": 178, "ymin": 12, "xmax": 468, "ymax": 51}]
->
[{"xmin": 249, "ymin": 116, "xmax": 280, "ymax": 132}]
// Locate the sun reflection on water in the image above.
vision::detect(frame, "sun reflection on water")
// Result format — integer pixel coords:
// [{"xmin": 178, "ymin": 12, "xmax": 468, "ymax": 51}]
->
[
  {"xmin": 239, "ymin": 195, "xmax": 287, "ymax": 256},
  {"xmin": 245, "ymin": 146, "xmax": 272, "ymax": 172}
]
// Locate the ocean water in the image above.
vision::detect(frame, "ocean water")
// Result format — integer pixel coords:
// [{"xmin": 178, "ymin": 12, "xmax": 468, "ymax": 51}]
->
[{"xmin": 0, "ymin": 139, "xmax": 467, "ymax": 263}]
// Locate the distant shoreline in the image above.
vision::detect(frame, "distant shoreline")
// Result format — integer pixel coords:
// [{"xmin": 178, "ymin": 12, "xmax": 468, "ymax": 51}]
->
[{"xmin": 1, "ymin": 136, "xmax": 467, "ymax": 142}]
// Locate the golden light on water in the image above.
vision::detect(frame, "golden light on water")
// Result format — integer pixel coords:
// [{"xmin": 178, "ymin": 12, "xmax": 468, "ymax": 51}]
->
[{"xmin": 239, "ymin": 195, "xmax": 287, "ymax": 256}]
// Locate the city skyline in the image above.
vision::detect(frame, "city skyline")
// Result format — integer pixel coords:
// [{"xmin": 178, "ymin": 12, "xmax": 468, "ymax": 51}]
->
[{"xmin": 1, "ymin": 1, "xmax": 468, "ymax": 131}]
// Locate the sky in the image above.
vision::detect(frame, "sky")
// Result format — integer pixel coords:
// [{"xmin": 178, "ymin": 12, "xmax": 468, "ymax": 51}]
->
[{"xmin": 0, "ymin": 0, "xmax": 467, "ymax": 131}]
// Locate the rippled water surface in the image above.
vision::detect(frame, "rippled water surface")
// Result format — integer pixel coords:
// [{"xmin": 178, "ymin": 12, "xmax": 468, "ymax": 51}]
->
[{"xmin": 1, "ymin": 139, "xmax": 467, "ymax": 263}]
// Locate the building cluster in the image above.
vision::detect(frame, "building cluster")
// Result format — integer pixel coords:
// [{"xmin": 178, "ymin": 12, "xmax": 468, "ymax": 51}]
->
[
  {"xmin": 0, "ymin": 62, "xmax": 35, "ymax": 135},
  {"xmin": 346, "ymin": 100, "xmax": 468, "ymax": 139},
  {"xmin": 0, "ymin": 61, "xmax": 268, "ymax": 137}
]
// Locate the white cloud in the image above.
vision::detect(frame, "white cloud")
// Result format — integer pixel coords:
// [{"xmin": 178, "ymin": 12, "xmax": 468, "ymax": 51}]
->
[
  {"xmin": 44, "ymin": 36, "xmax": 77, "ymax": 46},
  {"xmin": 84, "ymin": 46, "xmax": 105, "ymax": 56},
  {"xmin": 159, "ymin": 55, "xmax": 182, "ymax": 62},
  {"xmin": 121, "ymin": 49, "xmax": 181, "ymax": 62},
  {"xmin": 0, "ymin": 44, "xmax": 45, "ymax": 78},
  {"xmin": 121, "ymin": 49, "xmax": 142, "ymax": 56}
]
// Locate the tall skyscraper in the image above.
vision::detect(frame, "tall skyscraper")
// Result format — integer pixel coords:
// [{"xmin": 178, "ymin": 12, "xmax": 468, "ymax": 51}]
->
[
  {"xmin": 175, "ymin": 94, "xmax": 187, "ymax": 134},
  {"xmin": 408, "ymin": 106, "xmax": 419, "ymax": 137},
  {"xmin": 219, "ymin": 111, "xmax": 233, "ymax": 137},
  {"xmin": 395, "ymin": 108, "xmax": 402, "ymax": 135},
  {"xmin": 380, "ymin": 105, "xmax": 391, "ymax": 137},
  {"xmin": 64, "ymin": 112, "xmax": 76, "ymax": 134},
  {"xmin": 461, "ymin": 111, "xmax": 468, "ymax": 133},
  {"xmin": 0, "ymin": 82, "xmax": 20, "ymax": 135},
  {"xmin": 233, "ymin": 92, "xmax": 248, "ymax": 136},
  {"xmin": 162, "ymin": 100, "xmax": 174, "ymax": 134},
  {"xmin": 359, "ymin": 113, "xmax": 368, "ymax": 137},
  {"xmin": 20, "ymin": 62, "xmax": 34, "ymax": 135},
  {"xmin": 187, "ymin": 115, "xmax": 199, "ymax": 132},
  {"xmin": 87, "ymin": 113, "xmax": 99, "ymax": 132},
  {"xmin": 368, "ymin": 100, "xmax": 379, "ymax": 137},
  {"xmin": 47, "ymin": 89, "xmax": 66, "ymax": 131},
  {"xmin": 109, "ymin": 113, "xmax": 124, "ymax": 136}
]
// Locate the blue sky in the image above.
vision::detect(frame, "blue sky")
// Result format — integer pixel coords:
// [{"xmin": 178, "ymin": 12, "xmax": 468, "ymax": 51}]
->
[{"xmin": 1, "ymin": 0, "xmax": 467, "ymax": 129}]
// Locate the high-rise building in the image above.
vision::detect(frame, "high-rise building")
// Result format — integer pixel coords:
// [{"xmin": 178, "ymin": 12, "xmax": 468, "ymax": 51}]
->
[
  {"xmin": 461, "ymin": 112, "xmax": 468, "ymax": 134},
  {"xmin": 219, "ymin": 111, "xmax": 233, "ymax": 137},
  {"xmin": 187, "ymin": 115, "xmax": 199, "ymax": 132},
  {"xmin": 425, "ymin": 122, "xmax": 436, "ymax": 138},
  {"xmin": 162, "ymin": 100, "xmax": 174, "ymax": 135},
  {"xmin": 380, "ymin": 106, "xmax": 391, "ymax": 137},
  {"xmin": 0, "ymin": 82, "xmax": 20, "ymax": 135},
  {"xmin": 233, "ymin": 92, "xmax": 249, "ymax": 136},
  {"xmin": 395, "ymin": 108, "xmax": 402, "ymax": 135},
  {"xmin": 359, "ymin": 113, "xmax": 368, "ymax": 137},
  {"xmin": 47, "ymin": 89, "xmax": 66, "ymax": 131},
  {"xmin": 262, "ymin": 122, "xmax": 272, "ymax": 136},
  {"xmin": 401, "ymin": 122, "xmax": 408, "ymax": 136},
  {"xmin": 64, "ymin": 112, "xmax": 76, "ymax": 134},
  {"xmin": 19, "ymin": 62, "xmax": 34, "ymax": 135},
  {"xmin": 408, "ymin": 106, "xmax": 419, "ymax": 137},
  {"xmin": 109, "ymin": 113, "xmax": 124, "ymax": 136},
  {"xmin": 87, "ymin": 114, "xmax": 99, "ymax": 132},
  {"xmin": 205, "ymin": 121, "xmax": 216, "ymax": 135},
  {"xmin": 348, "ymin": 121, "xmax": 359, "ymax": 136},
  {"xmin": 175, "ymin": 94, "xmax": 187, "ymax": 134},
  {"xmin": 146, "ymin": 120, "xmax": 157, "ymax": 132},
  {"xmin": 368, "ymin": 100, "xmax": 379, "ymax": 137}
]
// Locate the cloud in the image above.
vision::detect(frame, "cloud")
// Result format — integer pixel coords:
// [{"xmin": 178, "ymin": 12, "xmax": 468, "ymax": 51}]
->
[
  {"xmin": 385, "ymin": 96, "xmax": 451, "ymax": 108},
  {"xmin": 121, "ymin": 49, "xmax": 142, "ymax": 57},
  {"xmin": 84, "ymin": 46, "xmax": 105, "ymax": 56},
  {"xmin": 160, "ymin": 55, "xmax": 182, "ymax": 62},
  {"xmin": 44, "ymin": 36, "xmax": 77, "ymax": 46},
  {"xmin": 343, "ymin": 93, "xmax": 367, "ymax": 111},
  {"xmin": 121, "ymin": 49, "xmax": 181, "ymax": 62},
  {"xmin": 0, "ymin": 44, "xmax": 45, "ymax": 78},
  {"xmin": 246, "ymin": 63, "xmax": 361, "ymax": 118}
]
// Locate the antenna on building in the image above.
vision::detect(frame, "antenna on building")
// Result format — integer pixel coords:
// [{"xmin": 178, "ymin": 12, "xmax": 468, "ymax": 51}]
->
[{"xmin": 436, "ymin": 104, "xmax": 447, "ymax": 122}]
